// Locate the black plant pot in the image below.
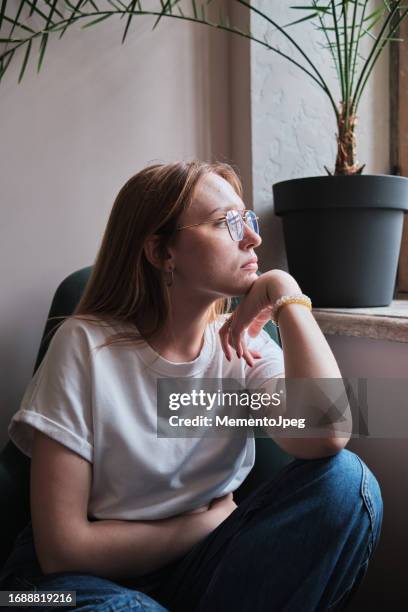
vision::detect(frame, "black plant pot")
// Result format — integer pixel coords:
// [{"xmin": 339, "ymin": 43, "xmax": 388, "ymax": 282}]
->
[{"xmin": 273, "ymin": 175, "xmax": 408, "ymax": 307}]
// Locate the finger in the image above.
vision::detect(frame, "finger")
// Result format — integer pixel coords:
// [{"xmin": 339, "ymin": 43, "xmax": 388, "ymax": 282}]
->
[
  {"xmin": 227, "ymin": 312, "xmax": 245, "ymax": 356},
  {"xmin": 219, "ymin": 316, "xmax": 264, "ymax": 363},
  {"xmin": 222, "ymin": 329, "xmax": 232, "ymax": 362},
  {"xmin": 228, "ymin": 327, "xmax": 239, "ymax": 358},
  {"xmin": 219, "ymin": 323, "xmax": 262, "ymax": 363},
  {"xmin": 234, "ymin": 333, "xmax": 248, "ymax": 364},
  {"xmin": 240, "ymin": 336, "xmax": 255, "ymax": 367},
  {"xmin": 229, "ymin": 324, "xmax": 242, "ymax": 357},
  {"xmin": 247, "ymin": 307, "xmax": 274, "ymax": 337},
  {"xmin": 230, "ymin": 294, "xmax": 263, "ymax": 341}
]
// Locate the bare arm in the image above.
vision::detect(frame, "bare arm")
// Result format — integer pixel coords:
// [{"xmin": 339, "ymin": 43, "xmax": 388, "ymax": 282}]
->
[
  {"xmin": 269, "ymin": 273, "xmax": 352, "ymax": 458},
  {"xmin": 78, "ymin": 498, "xmax": 230, "ymax": 581},
  {"xmin": 220, "ymin": 270, "xmax": 352, "ymax": 459},
  {"xmin": 31, "ymin": 430, "xmax": 233, "ymax": 580}
]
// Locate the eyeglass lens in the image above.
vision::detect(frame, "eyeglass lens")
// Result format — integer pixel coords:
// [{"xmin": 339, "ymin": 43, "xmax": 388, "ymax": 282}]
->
[{"xmin": 226, "ymin": 210, "xmax": 259, "ymax": 241}]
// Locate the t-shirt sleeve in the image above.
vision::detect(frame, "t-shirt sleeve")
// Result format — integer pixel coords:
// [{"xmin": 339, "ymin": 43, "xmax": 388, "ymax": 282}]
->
[
  {"xmin": 8, "ymin": 319, "xmax": 94, "ymax": 463},
  {"xmin": 244, "ymin": 327, "xmax": 285, "ymax": 389}
]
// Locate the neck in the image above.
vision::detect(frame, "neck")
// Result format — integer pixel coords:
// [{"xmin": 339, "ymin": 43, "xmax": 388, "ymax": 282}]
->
[{"xmin": 144, "ymin": 287, "xmax": 220, "ymax": 363}]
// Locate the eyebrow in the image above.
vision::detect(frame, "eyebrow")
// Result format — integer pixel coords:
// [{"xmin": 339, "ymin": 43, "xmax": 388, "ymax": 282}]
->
[{"xmin": 209, "ymin": 205, "xmax": 246, "ymax": 216}]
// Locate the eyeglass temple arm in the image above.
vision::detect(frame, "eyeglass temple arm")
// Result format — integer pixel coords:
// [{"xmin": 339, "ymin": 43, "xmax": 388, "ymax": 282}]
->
[
  {"xmin": 177, "ymin": 219, "xmax": 224, "ymax": 230},
  {"xmin": 177, "ymin": 210, "xmax": 258, "ymax": 231}
]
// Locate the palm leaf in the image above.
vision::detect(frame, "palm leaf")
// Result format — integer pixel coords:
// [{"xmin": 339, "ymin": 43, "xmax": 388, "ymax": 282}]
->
[
  {"xmin": 82, "ymin": 12, "xmax": 112, "ymax": 28},
  {"xmin": 37, "ymin": 32, "xmax": 48, "ymax": 73},
  {"xmin": 18, "ymin": 38, "xmax": 31, "ymax": 82}
]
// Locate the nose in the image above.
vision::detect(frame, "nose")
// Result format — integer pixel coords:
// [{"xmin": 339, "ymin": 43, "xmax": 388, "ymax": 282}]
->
[{"xmin": 240, "ymin": 220, "xmax": 262, "ymax": 249}]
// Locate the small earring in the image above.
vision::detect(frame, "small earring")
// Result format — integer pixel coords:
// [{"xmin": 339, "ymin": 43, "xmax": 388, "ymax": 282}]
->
[{"xmin": 166, "ymin": 267, "xmax": 174, "ymax": 287}]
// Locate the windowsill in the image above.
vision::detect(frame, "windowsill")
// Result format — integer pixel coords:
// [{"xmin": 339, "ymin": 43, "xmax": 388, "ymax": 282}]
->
[{"xmin": 312, "ymin": 296, "xmax": 408, "ymax": 343}]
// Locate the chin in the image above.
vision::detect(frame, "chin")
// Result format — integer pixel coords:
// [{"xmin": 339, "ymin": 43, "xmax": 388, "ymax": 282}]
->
[
  {"xmin": 209, "ymin": 271, "xmax": 258, "ymax": 299},
  {"xmin": 224, "ymin": 275, "xmax": 257, "ymax": 297},
  {"xmin": 239, "ymin": 269, "xmax": 258, "ymax": 284}
]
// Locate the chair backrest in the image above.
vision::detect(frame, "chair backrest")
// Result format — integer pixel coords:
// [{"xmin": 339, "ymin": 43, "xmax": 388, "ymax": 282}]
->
[{"xmin": 0, "ymin": 267, "xmax": 291, "ymax": 568}]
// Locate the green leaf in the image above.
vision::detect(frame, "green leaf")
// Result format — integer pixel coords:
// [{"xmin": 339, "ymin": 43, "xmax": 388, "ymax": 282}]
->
[
  {"xmin": 0, "ymin": 0, "xmax": 6, "ymax": 31},
  {"xmin": 82, "ymin": 13, "xmax": 112, "ymax": 28},
  {"xmin": 43, "ymin": 0, "xmax": 66, "ymax": 23},
  {"xmin": 29, "ymin": 0, "xmax": 38, "ymax": 18},
  {"xmin": 5, "ymin": 0, "xmax": 27, "ymax": 41},
  {"xmin": 152, "ymin": 0, "xmax": 171, "ymax": 30},
  {"xmin": 122, "ymin": 0, "xmax": 138, "ymax": 44},
  {"xmin": 37, "ymin": 33, "xmax": 48, "ymax": 73},
  {"xmin": 44, "ymin": 0, "xmax": 60, "ymax": 28},
  {"xmin": 18, "ymin": 40, "xmax": 32, "ymax": 83},
  {"xmin": 289, "ymin": 4, "xmax": 330, "ymax": 11},
  {"xmin": 2, "ymin": 15, "xmax": 35, "ymax": 34},
  {"xmin": 59, "ymin": 0, "xmax": 86, "ymax": 39},
  {"xmin": 21, "ymin": 0, "xmax": 54, "ymax": 24},
  {"xmin": 87, "ymin": 0, "xmax": 100, "ymax": 11},
  {"xmin": 0, "ymin": 49, "xmax": 15, "ymax": 83},
  {"xmin": 285, "ymin": 13, "xmax": 321, "ymax": 27}
]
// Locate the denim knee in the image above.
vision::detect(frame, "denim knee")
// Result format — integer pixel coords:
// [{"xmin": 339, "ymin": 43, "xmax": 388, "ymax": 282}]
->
[
  {"xmin": 321, "ymin": 449, "xmax": 383, "ymax": 551},
  {"xmin": 36, "ymin": 573, "xmax": 169, "ymax": 611},
  {"xmin": 79, "ymin": 591, "xmax": 167, "ymax": 611}
]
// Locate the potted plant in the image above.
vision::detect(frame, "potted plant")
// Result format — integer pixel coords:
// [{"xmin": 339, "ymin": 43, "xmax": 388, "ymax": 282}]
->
[{"xmin": 2, "ymin": 1, "xmax": 408, "ymax": 306}]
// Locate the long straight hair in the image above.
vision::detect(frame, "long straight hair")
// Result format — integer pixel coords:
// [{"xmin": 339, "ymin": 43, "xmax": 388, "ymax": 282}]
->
[{"xmin": 47, "ymin": 160, "xmax": 243, "ymax": 352}]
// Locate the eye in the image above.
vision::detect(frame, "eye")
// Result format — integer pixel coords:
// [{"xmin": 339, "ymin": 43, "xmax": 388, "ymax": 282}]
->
[{"xmin": 215, "ymin": 219, "xmax": 228, "ymax": 227}]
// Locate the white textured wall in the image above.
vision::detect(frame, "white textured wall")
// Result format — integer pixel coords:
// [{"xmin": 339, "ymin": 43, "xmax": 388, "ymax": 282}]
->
[
  {"xmin": 250, "ymin": 1, "xmax": 390, "ymax": 271},
  {"xmin": 0, "ymin": 11, "xmax": 231, "ymax": 446}
]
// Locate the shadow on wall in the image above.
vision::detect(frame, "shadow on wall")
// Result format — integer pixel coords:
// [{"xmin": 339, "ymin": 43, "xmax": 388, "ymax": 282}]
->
[{"xmin": 345, "ymin": 437, "xmax": 407, "ymax": 611}]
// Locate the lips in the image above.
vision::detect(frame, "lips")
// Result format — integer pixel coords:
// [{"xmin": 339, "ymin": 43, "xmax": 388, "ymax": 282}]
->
[{"xmin": 241, "ymin": 257, "xmax": 258, "ymax": 269}]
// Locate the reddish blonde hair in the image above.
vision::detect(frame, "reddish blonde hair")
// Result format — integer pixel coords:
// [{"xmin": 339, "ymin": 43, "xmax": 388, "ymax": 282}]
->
[{"xmin": 46, "ymin": 160, "xmax": 244, "ymax": 352}]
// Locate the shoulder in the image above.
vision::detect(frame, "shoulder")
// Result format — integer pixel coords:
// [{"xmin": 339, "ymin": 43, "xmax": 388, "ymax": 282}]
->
[
  {"xmin": 46, "ymin": 316, "xmax": 91, "ymax": 346},
  {"xmin": 43, "ymin": 315, "xmax": 110, "ymax": 361},
  {"xmin": 51, "ymin": 315, "xmax": 115, "ymax": 338}
]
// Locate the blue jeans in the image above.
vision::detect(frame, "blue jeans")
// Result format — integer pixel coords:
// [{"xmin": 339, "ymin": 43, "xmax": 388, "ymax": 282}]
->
[{"xmin": 0, "ymin": 449, "xmax": 383, "ymax": 611}]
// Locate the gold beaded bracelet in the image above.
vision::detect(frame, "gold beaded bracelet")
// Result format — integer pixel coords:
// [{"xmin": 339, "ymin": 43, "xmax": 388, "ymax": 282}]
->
[{"xmin": 271, "ymin": 293, "xmax": 312, "ymax": 327}]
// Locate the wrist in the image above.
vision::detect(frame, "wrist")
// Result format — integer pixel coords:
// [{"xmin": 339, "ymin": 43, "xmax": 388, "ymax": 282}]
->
[
  {"xmin": 265, "ymin": 271, "xmax": 302, "ymax": 304},
  {"xmin": 272, "ymin": 294, "xmax": 313, "ymax": 327}
]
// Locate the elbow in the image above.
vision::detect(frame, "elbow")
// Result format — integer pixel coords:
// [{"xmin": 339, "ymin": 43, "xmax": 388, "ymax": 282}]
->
[
  {"xmin": 35, "ymin": 543, "xmax": 69, "ymax": 575},
  {"xmin": 34, "ymin": 527, "xmax": 89, "ymax": 577},
  {"xmin": 305, "ymin": 435, "xmax": 351, "ymax": 459},
  {"xmin": 324, "ymin": 435, "xmax": 351, "ymax": 456},
  {"xmin": 275, "ymin": 435, "xmax": 350, "ymax": 460},
  {"xmin": 36, "ymin": 545, "xmax": 78, "ymax": 576},
  {"xmin": 38, "ymin": 556, "xmax": 64, "ymax": 576},
  {"xmin": 38, "ymin": 549, "xmax": 88, "ymax": 577}
]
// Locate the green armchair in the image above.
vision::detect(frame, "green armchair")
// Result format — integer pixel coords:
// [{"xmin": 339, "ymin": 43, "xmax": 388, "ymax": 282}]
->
[{"xmin": 0, "ymin": 267, "xmax": 292, "ymax": 570}]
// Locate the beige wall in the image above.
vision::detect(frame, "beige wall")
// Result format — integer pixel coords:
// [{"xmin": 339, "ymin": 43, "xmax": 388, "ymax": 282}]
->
[{"xmin": 0, "ymin": 11, "xmax": 233, "ymax": 445}]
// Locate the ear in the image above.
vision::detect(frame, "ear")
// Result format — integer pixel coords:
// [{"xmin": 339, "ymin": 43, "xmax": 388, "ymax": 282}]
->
[{"xmin": 143, "ymin": 235, "xmax": 175, "ymax": 271}]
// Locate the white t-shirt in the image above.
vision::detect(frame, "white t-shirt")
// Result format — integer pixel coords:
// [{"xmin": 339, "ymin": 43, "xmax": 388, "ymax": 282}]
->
[{"xmin": 8, "ymin": 315, "xmax": 284, "ymax": 520}]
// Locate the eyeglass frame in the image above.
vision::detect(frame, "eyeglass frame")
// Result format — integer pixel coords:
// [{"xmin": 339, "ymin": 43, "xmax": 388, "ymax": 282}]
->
[{"xmin": 176, "ymin": 209, "xmax": 260, "ymax": 241}]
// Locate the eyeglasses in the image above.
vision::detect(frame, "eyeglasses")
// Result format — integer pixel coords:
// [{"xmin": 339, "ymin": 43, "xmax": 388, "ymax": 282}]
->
[{"xmin": 176, "ymin": 209, "xmax": 260, "ymax": 242}]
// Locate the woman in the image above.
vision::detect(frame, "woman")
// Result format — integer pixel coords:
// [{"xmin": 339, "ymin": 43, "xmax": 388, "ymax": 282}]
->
[{"xmin": 1, "ymin": 161, "xmax": 383, "ymax": 611}]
